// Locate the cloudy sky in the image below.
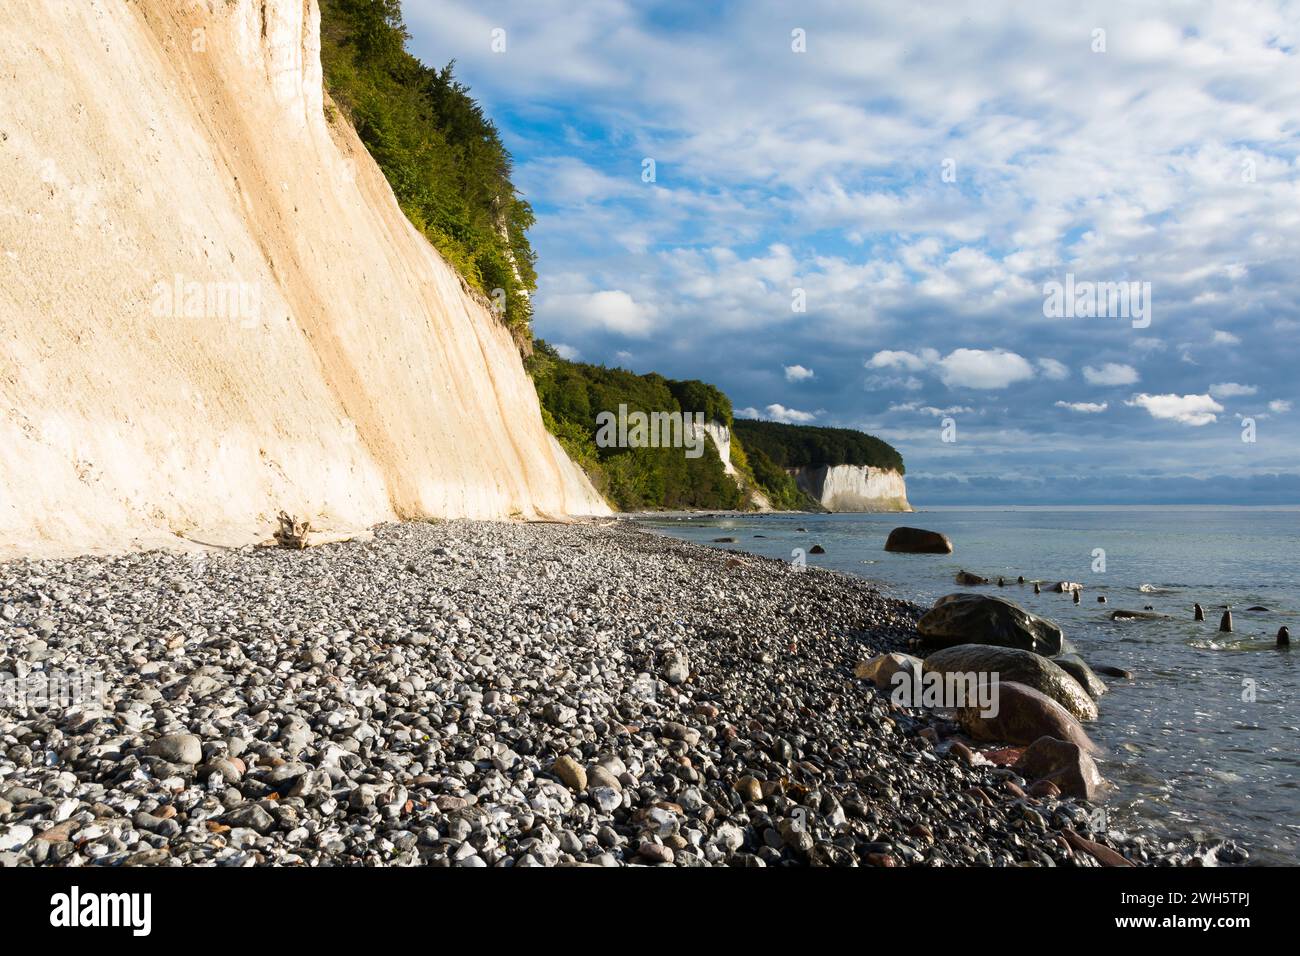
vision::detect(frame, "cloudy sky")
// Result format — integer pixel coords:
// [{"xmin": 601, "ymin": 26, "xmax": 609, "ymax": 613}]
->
[{"xmin": 405, "ymin": 0, "xmax": 1300, "ymax": 505}]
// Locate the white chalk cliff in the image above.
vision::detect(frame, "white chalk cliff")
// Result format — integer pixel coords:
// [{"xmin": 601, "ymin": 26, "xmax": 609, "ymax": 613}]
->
[
  {"xmin": 0, "ymin": 0, "xmax": 608, "ymax": 557},
  {"xmin": 793, "ymin": 465, "xmax": 911, "ymax": 512}
]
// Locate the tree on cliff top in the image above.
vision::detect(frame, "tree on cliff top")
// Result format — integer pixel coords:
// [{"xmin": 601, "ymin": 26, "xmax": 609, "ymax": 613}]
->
[{"xmin": 319, "ymin": 0, "xmax": 537, "ymax": 338}]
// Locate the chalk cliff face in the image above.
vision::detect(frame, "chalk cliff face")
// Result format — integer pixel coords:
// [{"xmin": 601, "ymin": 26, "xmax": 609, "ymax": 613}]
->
[
  {"xmin": 0, "ymin": 0, "xmax": 608, "ymax": 556},
  {"xmin": 794, "ymin": 465, "xmax": 911, "ymax": 512},
  {"xmin": 698, "ymin": 421, "xmax": 736, "ymax": 476}
]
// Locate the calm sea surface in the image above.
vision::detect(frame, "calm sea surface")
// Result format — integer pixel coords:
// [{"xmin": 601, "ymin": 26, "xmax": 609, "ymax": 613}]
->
[{"xmin": 641, "ymin": 507, "xmax": 1300, "ymax": 865}]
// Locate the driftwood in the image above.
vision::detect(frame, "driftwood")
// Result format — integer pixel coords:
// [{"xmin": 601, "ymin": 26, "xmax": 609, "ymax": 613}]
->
[{"xmin": 273, "ymin": 511, "xmax": 311, "ymax": 550}]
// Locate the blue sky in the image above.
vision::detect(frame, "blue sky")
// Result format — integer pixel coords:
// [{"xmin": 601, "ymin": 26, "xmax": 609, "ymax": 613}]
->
[{"xmin": 404, "ymin": 0, "xmax": 1300, "ymax": 505}]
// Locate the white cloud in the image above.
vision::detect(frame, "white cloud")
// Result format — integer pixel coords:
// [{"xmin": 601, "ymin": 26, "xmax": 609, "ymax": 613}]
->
[
  {"xmin": 542, "ymin": 290, "xmax": 657, "ymax": 337},
  {"xmin": 1055, "ymin": 401, "xmax": 1108, "ymax": 413},
  {"xmin": 938, "ymin": 349, "xmax": 1036, "ymax": 390},
  {"xmin": 1211, "ymin": 330, "xmax": 1241, "ymax": 346},
  {"xmin": 552, "ymin": 342, "xmax": 581, "ymax": 361},
  {"xmin": 1269, "ymin": 399, "xmax": 1292, "ymax": 414},
  {"xmin": 1037, "ymin": 358, "xmax": 1069, "ymax": 381},
  {"xmin": 889, "ymin": 402, "xmax": 974, "ymax": 416},
  {"xmin": 1083, "ymin": 363, "xmax": 1140, "ymax": 386},
  {"xmin": 737, "ymin": 403, "xmax": 818, "ymax": 424},
  {"xmin": 1208, "ymin": 382, "xmax": 1257, "ymax": 398},
  {"xmin": 866, "ymin": 349, "xmax": 938, "ymax": 372},
  {"xmin": 1126, "ymin": 393, "xmax": 1224, "ymax": 426},
  {"xmin": 783, "ymin": 364, "xmax": 815, "ymax": 382}
]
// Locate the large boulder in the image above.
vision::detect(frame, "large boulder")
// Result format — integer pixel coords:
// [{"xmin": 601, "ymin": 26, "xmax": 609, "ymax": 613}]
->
[
  {"xmin": 956, "ymin": 681, "xmax": 1101, "ymax": 753},
  {"xmin": 1052, "ymin": 653, "xmax": 1108, "ymax": 699},
  {"xmin": 924, "ymin": 645, "xmax": 1097, "ymax": 721},
  {"xmin": 917, "ymin": 593, "xmax": 1064, "ymax": 655},
  {"xmin": 884, "ymin": 527, "xmax": 953, "ymax": 554},
  {"xmin": 1014, "ymin": 736, "xmax": 1109, "ymax": 802},
  {"xmin": 854, "ymin": 652, "xmax": 923, "ymax": 688}
]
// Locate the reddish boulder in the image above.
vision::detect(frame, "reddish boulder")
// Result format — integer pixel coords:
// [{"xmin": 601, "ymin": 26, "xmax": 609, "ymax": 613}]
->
[
  {"xmin": 956, "ymin": 681, "xmax": 1101, "ymax": 754},
  {"xmin": 1014, "ymin": 735, "xmax": 1108, "ymax": 801}
]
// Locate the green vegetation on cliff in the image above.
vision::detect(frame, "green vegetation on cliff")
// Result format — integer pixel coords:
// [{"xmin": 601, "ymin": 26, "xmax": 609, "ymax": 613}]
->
[
  {"xmin": 733, "ymin": 419, "xmax": 906, "ymax": 475},
  {"xmin": 526, "ymin": 342, "xmax": 746, "ymax": 511},
  {"xmin": 319, "ymin": 0, "xmax": 536, "ymax": 338}
]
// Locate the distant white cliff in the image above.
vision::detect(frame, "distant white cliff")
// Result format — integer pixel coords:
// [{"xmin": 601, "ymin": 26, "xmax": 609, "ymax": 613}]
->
[{"xmin": 793, "ymin": 465, "xmax": 911, "ymax": 512}]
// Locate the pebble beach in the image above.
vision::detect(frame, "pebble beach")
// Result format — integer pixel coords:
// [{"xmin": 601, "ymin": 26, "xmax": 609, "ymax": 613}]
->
[{"xmin": 0, "ymin": 519, "xmax": 1209, "ymax": 867}]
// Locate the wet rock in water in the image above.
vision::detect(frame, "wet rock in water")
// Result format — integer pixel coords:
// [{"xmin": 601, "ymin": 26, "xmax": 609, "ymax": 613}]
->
[
  {"xmin": 956, "ymin": 681, "xmax": 1101, "ymax": 753},
  {"xmin": 1219, "ymin": 610, "xmax": 1233, "ymax": 633},
  {"xmin": 1062, "ymin": 829, "xmax": 1132, "ymax": 867},
  {"xmin": 1072, "ymin": 591, "xmax": 1081, "ymax": 605},
  {"xmin": 1092, "ymin": 663, "xmax": 1133, "ymax": 679},
  {"xmin": 1246, "ymin": 606, "xmax": 1270, "ymax": 612},
  {"xmin": 1014, "ymin": 735, "xmax": 1108, "ymax": 801},
  {"xmin": 1194, "ymin": 602, "xmax": 1205, "ymax": 622},
  {"xmin": 1017, "ymin": 576, "xmax": 1025, "ymax": 584},
  {"xmin": 1033, "ymin": 582, "xmax": 1042, "ymax": 594},
  {"xmin": 997, "ymin": 577, "xmax": 1005, "ymax": 587},
  {"xmin": 855, "ymin": 652, "xmax": 923, "ymax": 689},
  {"xmin": 712, "ymin": 536, "xmax": 738, "ymax": 543},
  {"xmin": 955, "ymin": 570, "xmax": 989, "ymax": 586},
  {"xmin": 1052, "ymin": 653, "xmax": 1108, "ymax": 699},
  {"xmin": 809, "ymin": 544, "xmax": 826, "ymax": 555},
  {"xmin": 1027, "ymin": 778, "xmax": 1061, "ymax": 799},
  {"xmin": 917, "ymin": 593, "xmax": 1065, "ymax": 655},
  {"xmin": 924, "ymin": 644, "xmax": 1097, "ymax": 720},
  {"xmin": 1110, "ymin": 609, "xmax": 1166, "ymax": 621},
  {"xmin": 1277, "ymin": 626, "xmax": 1290, "ymax": 649},
  {"xmin": 146, "ymin": 733, "xmax": 202, "ymax": 765},
  {"xmin": 1096, "ymin": 595, "xmax": 1107, "ymax": 603},
  {"xmin": 884, "ymin": 527, "xmax": 953, "ymax": 554},
  {"xmin": 1052, "ymin": 582, "xmax": 1083, "ymax": 593}
]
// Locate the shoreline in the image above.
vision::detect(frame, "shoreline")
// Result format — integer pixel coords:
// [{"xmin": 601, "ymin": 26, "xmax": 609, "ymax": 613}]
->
[{"xmin": 0, "ymin": 519, "xmax": 1197, "ymax": 866}]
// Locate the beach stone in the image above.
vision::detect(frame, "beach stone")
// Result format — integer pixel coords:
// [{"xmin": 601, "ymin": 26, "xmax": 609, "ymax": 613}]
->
[
  {"xmin": 662, "ymin": 651, "xmax": 690, "ymax": 685},
  {"xmin": 918, "ymin": 594, "xmax": 1064, "ymax": 655},
  {"xmin": 146, "ymin": 733, "xmax": 202, "ymax": 764},
  {"xmin": 955, "ymin": 570, "xmax": 989, "ymax": 585},
  {"xmin": 956, "ymin": 681, "xmax": 1101, "ymax": 753},
  {"xmin": 639, "ymin": 843, "xmax": 674, "ymax": 864},
  {"xmin": 1062, "ymin": 829, "xmax": 1132, "ymax": 867},
  {"xmin": 552, "ymin": 756, "xmax": 587, "ymax": 792},
  {"xmin": 854, "ymin": 652, "xmax": 922, "ymax": 688},
  {"xmin": 590, "ymin": 787, "xmax": 621, "ymax": 814},
  {"xmin": 226, "ymin": 803, "xmax": 274, "ymax": 834},
  {"xmin": 587, "ymin": 765, "xmax": 622, "ymax": 793},
  {"xmin": 735, "ymin": 776, "xmax": 763, "ymax": 802},
  {"xmin": 924, "ymin": 644, "xmax": 1097, "ymax": 720},
  {"xmin": 884, "ymin": 527, "xmax": 953, "ymax": 554},
  {"xmin": 1015, "ymin": 736, "xmax": 1107, "ymax": 801},
  {"xmin": 0, "ymin": 825, "xmax": 34, "ymax": 851}
]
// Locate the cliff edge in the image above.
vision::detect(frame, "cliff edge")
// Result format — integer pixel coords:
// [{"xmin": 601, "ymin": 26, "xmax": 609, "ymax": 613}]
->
[{"xmin": 0, "ymin": 0, "xmax": 608, "ymax": 557}]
